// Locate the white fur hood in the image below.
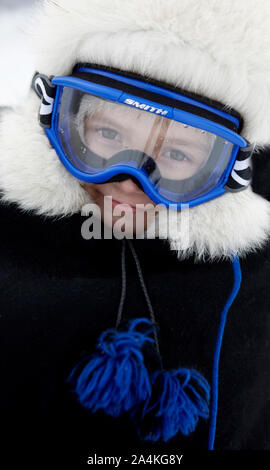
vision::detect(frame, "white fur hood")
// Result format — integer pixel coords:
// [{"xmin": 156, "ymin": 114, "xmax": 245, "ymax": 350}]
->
[{"xmin": 0, "ymin": 0, "xmax": 270, "ymax": 259}]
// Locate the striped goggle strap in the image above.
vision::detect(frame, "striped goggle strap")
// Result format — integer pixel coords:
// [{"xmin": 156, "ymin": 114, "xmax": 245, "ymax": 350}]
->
[
  {"xmin": 225, "ymin": 143, "xmax": 254, "ymax": 191},
  {"xmin": 32, "ymin": 73, "xmax": 56, "ymax": 128}
]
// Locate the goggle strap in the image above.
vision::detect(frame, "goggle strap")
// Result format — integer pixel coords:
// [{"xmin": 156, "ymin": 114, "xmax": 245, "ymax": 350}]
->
[
  {"xmin": 31, "ymin": 72, "xmax": 56, "ymax": 128},
  {"xmin": 225, "ymin": 143, "xmax": 254, "ymax": 191}
]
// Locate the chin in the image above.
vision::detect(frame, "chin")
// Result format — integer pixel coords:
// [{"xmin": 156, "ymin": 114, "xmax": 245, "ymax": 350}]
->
[{"xmin": 102, "ymin": 212, "xmax": 147, "ymax": 237}]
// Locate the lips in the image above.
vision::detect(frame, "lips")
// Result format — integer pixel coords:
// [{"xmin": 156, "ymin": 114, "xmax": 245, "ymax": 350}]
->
[
  {"xmin": 111, "ymin": 198, "xmax": 146, "ymax": 212},
  {"xmin": 112, "ymin": 199, "xmax": 136, "ymax": 208}
]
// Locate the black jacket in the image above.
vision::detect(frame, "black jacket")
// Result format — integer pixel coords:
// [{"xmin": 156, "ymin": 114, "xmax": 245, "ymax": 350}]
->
[{"xmin": 0, "ymin": 151, "xmax": 270, "ymax": 466}]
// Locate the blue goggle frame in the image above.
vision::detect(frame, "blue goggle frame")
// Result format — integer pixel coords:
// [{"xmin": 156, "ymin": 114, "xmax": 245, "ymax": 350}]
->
[{"xmin": 32, "ymin": 65, "xmax": 253, "ymax": 209}]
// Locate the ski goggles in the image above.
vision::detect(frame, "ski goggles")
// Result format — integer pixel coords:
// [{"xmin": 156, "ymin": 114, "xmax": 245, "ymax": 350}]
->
[{"xmin": 32, "ymin": 64, "xmax": 253, "ymax": 208}]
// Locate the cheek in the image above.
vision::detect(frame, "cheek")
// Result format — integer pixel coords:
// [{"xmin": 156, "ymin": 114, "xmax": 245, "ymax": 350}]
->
[
  {"xmin": 141, "ymin": 192, "xmax": 155, "ymax": 205},
  {"xmin": 94, "ymin": 182, "xmax": 115, "ymax": 197},
  {"xmin": 83, "ymin": 182, "xmax": 114, "ymax": 203},
  {"xmin": 83, "ymin": 183, "xmax": 101, "ymax": 201}
]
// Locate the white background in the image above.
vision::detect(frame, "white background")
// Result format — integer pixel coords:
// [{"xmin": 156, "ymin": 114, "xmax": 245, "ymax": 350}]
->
[{"xmin": 0, "ymin": 0, "xmax": 38, "ymax": 108}]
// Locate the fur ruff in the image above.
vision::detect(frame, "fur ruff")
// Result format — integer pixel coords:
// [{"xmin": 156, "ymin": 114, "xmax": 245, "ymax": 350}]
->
[{"xmin": 1, "ymin": 0, "xmax": 270, "ymax": 259}]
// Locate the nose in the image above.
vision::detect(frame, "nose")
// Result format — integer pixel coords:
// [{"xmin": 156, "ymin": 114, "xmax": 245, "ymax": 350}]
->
[{"xmin": 116, "ymin": 178, "xmax": 144, "ymax": 194}]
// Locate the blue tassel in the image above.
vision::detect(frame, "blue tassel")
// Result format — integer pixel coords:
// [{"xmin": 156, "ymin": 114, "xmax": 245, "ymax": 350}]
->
[
  {"xmin": 66, "ymin": 317, "xmax": 155, "ymax": 418},
  {"xmin": 130, "ymin": 368, "xmax": 210, "ymax": 442}
]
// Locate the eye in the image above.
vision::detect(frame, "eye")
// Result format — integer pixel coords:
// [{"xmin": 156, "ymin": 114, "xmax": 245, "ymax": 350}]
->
[
  {"xmin": 164, "ymin": 149, "xmax": 191, "ymax": 162},
  {"xmin": 97, "ymin": 127, "xmax": 121, "ymax": 141}
]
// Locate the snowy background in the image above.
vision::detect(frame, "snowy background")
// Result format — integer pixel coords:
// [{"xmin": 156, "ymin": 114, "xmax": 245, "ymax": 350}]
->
[{"xmin": 0, "ymin": 0, "xmax": 38, "ymax": 108}]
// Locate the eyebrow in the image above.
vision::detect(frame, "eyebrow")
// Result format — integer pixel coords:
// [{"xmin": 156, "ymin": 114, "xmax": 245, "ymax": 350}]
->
[
  {"xmin": 165, "ymin": 137, "xmax": 212, "ymax": 151},
  {"xmin": 88, "ymin": 115, "xmax": 135, "ymax": 133},
  {"xmin": 89, "ymin": 115, "xmax": 212, "ymax": 151}
]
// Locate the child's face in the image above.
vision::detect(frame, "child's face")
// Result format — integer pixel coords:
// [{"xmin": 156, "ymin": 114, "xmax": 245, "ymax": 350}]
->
[
  {"xmin": 83, "ymin": 178, "xmax": 157, "ymax": 235},
  {"xmin": 83, "ymin": 100, "xmax": 213, "ymax": 180},
  {"xmin": 81, "ymin": 99, "xmax": 213, "ymax": 235}
]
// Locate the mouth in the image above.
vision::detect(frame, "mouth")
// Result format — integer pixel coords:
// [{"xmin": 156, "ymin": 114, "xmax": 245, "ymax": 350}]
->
[{"xmin": 111, "ymin": 198, "xmax": 149, "ymax": 212}]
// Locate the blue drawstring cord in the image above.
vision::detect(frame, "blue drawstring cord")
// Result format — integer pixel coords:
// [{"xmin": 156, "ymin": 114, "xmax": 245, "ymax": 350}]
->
[{"xmin": 208, "ymin": 255, "xmax": 242, "ymax": 450}]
